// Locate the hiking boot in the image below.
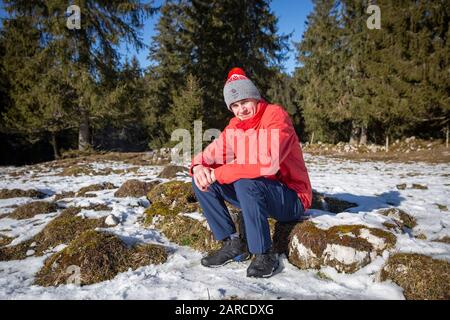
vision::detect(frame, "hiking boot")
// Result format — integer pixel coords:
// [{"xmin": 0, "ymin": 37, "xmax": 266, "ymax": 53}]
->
[
  {"xmin": 201, "ymin": 237, "xmax": 250, "ymax": 268},
  {"xmin": 246, "ymin": 251, "xmax": 279, "ymax": 278}
]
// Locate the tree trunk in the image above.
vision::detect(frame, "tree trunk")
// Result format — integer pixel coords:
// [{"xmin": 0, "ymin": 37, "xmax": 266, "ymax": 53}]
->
[
  {"xmin": 50, "ymin": 132, "xmax": 60, "ymax": 159},
  {"xmin": 446, "ymin": 124, "xmax": 449, "ymax": 149},
  {"xmin": 359, "ymin": 125, "xmax": 368, "ymax": 145},
  {"xmin": 349, "ymin": 121, "xmax": 360, "ymax": 145},
  {"xmin": 78, "ymin": 110, "xmax": 91, "ymax": 151},
  {"xmin": 385, "ymin": 135, "xmax": 389, "ymax": 152},
  {"xmin": 310, "ymin": 132, "xmax": 315, "ymax": 145}
]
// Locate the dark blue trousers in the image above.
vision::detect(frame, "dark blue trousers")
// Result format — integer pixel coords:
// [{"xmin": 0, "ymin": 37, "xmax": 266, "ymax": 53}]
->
[{"xmin": 192, "ymin": 178, "xmax": 305, "ymax": 254}]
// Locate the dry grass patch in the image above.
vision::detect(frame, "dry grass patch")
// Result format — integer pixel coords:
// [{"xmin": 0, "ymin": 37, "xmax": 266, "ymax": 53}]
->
[
  {"xmin": 9, "ymin": 201, "xmax": 58, "ymax": 220},
  {"xmin": 0, "ymin": 207, "xmax": 106, "ymax": 261},
  {"xmin": 114, "ymin": 179, "xmax": 159, "ymax": 198},
  {"xmin": 0, "ymin": 235, "xmax": 14, "ymax": 247},
  {"xmin": 381, "ymin": 253, "xmax": 450, "ymax": 300},
  {"xmin": 34, "ymin": 230, "xmax": 167, "ymax": 287},
  {"xmin": 54, "ymin": 191, "xmax": 76, "ymax": 201},
  {"xmin": 156, "ymin": 215, "xmax": 220, "ymax": 253},
  {"xmin": 77, "ymin": 182, "xmax": 116, "ymax": 197},
  {"xmin": 0, "ymin": 188, "xmax": 46, "ymax": 199}
]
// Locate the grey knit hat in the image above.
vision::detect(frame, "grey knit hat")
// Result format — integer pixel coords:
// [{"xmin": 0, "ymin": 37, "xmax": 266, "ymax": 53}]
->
[{"xmin": 223, "ymin": 68, "xmax": 261, "ymax": 110}]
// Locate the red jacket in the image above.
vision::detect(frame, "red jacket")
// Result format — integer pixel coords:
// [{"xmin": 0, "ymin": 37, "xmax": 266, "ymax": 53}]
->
[{"xmin": 190, "ymin": 101, "xmax": 312, "ymax": 210}]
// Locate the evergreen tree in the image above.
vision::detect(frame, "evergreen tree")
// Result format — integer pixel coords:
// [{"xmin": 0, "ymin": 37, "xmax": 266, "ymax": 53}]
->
[
  {"xmin": 1, "ymin": 1, "xmax": 156, "ymax": 151},
  {"xmin": 294, "ymin": 0, "xmax": 344, "ymax": 143},
  {"xmin": 146, "ymin": 0, "xmax": 289, "ymax": 147}
]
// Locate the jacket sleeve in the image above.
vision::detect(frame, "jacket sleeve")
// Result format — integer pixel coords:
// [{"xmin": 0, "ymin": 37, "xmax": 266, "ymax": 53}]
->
[
  {"xmin": 189, "ymin": 127, "xmax": 230, "ymax": 176},
  {"xmin": 213, "ymin": 108, "xmax": 297, "ymax": 184}
]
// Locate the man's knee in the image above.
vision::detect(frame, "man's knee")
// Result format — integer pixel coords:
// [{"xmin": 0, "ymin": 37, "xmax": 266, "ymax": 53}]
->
[{"xmin": 233, "ymin": 178, "xmax": 264, "ymax": 196}]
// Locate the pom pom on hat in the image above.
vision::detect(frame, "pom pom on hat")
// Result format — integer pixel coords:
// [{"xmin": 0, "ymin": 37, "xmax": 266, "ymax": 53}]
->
[
  {"xmin": 226, "ymin": 67, "xmax": 249, "ymax": 84},
  {"xmin": 228, "ymin": 67, "xmax": 247, "ymax": 79},
  {"xmin": 223, "ymin": 67, "xmax": 261, "ymax": 109}
]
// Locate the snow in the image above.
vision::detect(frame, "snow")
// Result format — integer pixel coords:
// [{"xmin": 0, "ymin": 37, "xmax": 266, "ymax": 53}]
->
[
  {"xmin": 0, "ymin": 154, "xmax": 448, "ymax": 300},
  {"xmin": 323, "ymin": 244, "xmax": 369, "ymax": 267}
]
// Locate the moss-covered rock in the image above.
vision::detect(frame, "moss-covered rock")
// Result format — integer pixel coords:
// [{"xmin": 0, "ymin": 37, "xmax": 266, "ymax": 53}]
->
[
  {"xmin": 0, "ymin": 188, "xmax": 46, "ymax": 199},
  {"xmin": 380, "ymin": 253, "xmax": 450, "ymax": 300},
  {"xmin": 0, "ymin": 207, "xmax": 106, "ymax": 261},
  {"xmin": 147, "ymin": 181, "xmax": 196, "ymax": 205},
  {"xmin": 379, "ymin": 208, "xmax": 417, "ymax": 230},
  {"xmin": 114, "ymin": 179, "xmax": 159, "ymax": 198},
  {"xmin": 9, "ymin": 201, "xmax": 58, "ymax": 220},
  {"xmin": 77, "ymin": 182, "xmax": 116, "ymax": 197},
  {"xmin": 34, "ymin": 230, "xmax": 167, "ymax": 287},
  {"xmin": 157, "ymin": 165, "xmax": 188, "ymax": 179},
  {"xmin": 156, "ymin": 215, "xmax": 220, "ymax": 253},
  {"xmin": 311, "ymin": 190, "xmax": 357, "ymax": 213},
  {"xmin": 288, "ymin": 222, "xmax": 396, "ymax": 273},
  {"xmin": 272, "ymin": 221, "xmax": 299, "ymax": 254},
  {"xmin": 146, "ymin": 181, "xmax": 199, "ymax": 215}
]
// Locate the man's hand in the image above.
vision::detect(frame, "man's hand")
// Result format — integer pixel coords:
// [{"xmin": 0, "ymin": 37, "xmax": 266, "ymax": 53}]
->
[{"xmin": 193, "ymin": 165, "xmax": 216, "ymax": 192}]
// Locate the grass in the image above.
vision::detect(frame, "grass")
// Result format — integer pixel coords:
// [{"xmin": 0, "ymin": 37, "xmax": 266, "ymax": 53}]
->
[
  {"xmin": 34, "ymin": 230, "xmax": 167, "ymax": 287},
  {"xmin": 0, "ymin": 188, "xmax": 46, "ymax": 199},
  {"xmin": 0, "ymin": 207, "xmax": 106, "ymax": 261},
  {"xmin": 9, "ymin": 201, "xmax": 58, "ymax": 220},
  {"xmin": 381, "ymin": 253, "xmax": 450, "ymax": 300},
  {"xmin": 114, "ymin": 179, "xmax": 159, "ymax": 198}
]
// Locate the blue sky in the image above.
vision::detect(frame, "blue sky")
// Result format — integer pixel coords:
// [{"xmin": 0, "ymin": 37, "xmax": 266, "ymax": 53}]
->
[{"xmin": 1, "ymin": 0, "xmax": 313, "ymax": 74}]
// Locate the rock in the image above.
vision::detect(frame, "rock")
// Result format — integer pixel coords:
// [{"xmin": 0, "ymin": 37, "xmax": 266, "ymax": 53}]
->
[
  {"xmin": 146, "ymin": 181, "xmax": 199, "ymax": 220},
  {"xmin": 378, "ymin": 208, "xmax": 417, "ymax": 230},
  {"xmin": 9, "ymin": 201, "xmax": 58, "ymax": 220},
  {"xmin": 157, "ymin": 165, "xmax": 188, "ymax": 179},
  {"xmin": 138, "ymin": 198, "xmax": 150, "ymax": 208},
  {"xmin": 105, "ymin": 214, "xmax": 120, "ymax": 226},
  {"xmin": 288, "ymin": 222, "xmax": 396, "ymax": 273},
  {"xmin": 380, "ymin": 253, "xmax": 450, "ymax": 300},
  {"xmin": 396, "ymin": 184, "xmax": 407, "ymax": 190},
  {"xmin": 114, "ymin": 179, "xmax": 159, "ymax": 198},
  {"xmin": 26, "ymin": 250, "xmax": 35, "ymax": 256},
  {"xmin": 34, "ymin": 230, "xmax": 167, "ymax": 287},
  {"xmin": 311, "ymin": 190, "xmax": 357, "ymax": 213}
]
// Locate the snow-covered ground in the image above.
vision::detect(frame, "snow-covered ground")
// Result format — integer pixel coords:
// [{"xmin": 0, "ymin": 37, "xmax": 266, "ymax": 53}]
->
[{"xmin": 0, "ymin": 155, "xmax": 449, "ymax": 300}]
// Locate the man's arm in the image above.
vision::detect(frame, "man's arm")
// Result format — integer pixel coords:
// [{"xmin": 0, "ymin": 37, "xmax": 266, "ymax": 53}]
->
[{"xmin": 213, "ymin": 107, "xmax": 297, "ymax": 184}]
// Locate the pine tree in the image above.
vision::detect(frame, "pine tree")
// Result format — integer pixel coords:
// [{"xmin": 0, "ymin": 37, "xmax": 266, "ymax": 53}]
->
[
  {"xmin": 2, "ymin": 1, "xmax": 156, "ymax": 152},
  {"xmin": 147, "ymin": 0, "xmax": 289, "ymax": 147},
  {"xmin": 294, "ymin": 0, "xmax": 344, "ymax": 143}
]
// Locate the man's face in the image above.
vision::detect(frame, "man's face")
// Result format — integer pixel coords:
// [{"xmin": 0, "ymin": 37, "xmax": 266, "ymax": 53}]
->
[{"xmin": 230, "ymin": 99, "xmax": 258, "ymax": 121}]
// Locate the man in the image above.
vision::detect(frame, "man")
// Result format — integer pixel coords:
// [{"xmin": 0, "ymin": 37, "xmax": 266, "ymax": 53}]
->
[{"xmin": 190, "ymin": 67, "xmax": 312, "ymax": 278}]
